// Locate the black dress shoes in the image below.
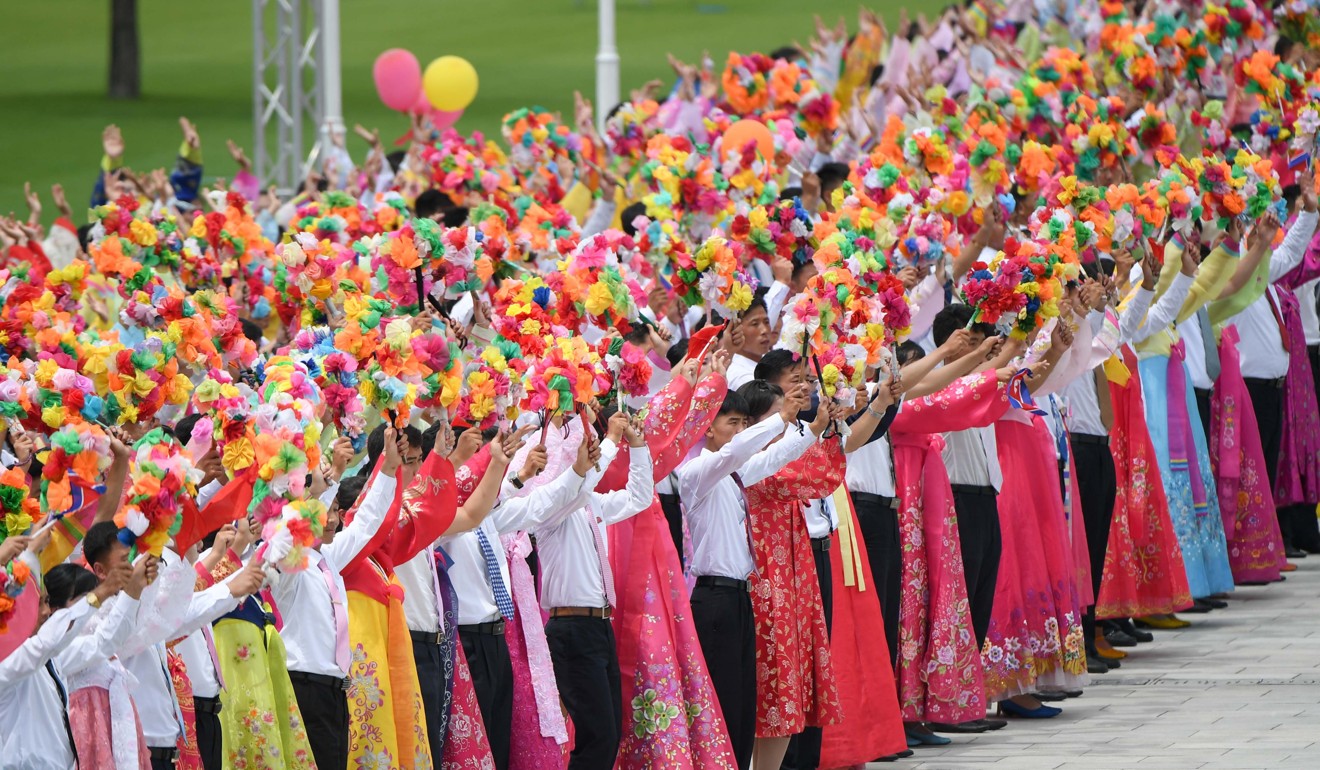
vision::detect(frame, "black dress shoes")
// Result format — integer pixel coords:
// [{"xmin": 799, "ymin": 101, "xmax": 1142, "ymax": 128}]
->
[
  {"xmin": 928, "ymin": 720, "xmax": 991, "ymax": 733},
  {"xmin": 1115, "ymin": 618, "xmax": 1154, "ymax": 643},
  {"xmin": 1105, "ymin": 628, "xmax": 1140, "ymax": 647},
  {"xmin": 1200, "ymin": 597, "xmax": 1228, "ymax": 609},
  {"xmin": 1284, "ymin": 546, "xmax": 1307, "ymax": 559},
  {"xmin": 1087, "ymin": 654, "xmax": 1110, "ymax": 674}
]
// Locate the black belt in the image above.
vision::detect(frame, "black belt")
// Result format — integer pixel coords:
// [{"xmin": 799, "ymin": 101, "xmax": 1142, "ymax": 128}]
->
[
  {"xmin": 457, "ymin": 620, "xmax": 506, "ymax": 636},
  {"xmin": 1243, "ymin": 376, "xmax": 1286, "ymax": 388},
  {"xmin": 810, "ymin": 536, "xmax": 832, "ymax": 552},
  {"xmin": 410, "ymin": 629, "xmax": 443, "ymax": 645},
  {"xmin": 192, "ymin": 695, "xmax": 223, "ymax": 715},
  {"xmin": 288, "ymin": 670, "xmax": 350, "ymax": 691},
  {"xmin": 548, "ymin": 606, "xmax": 612, "ymax": 619},
  {"xmin": 149, "ymin": 746, "xmax": 178, "ymax": 762},
  {"xmin": 850, "ymin": 491, "xmax": 898, "ymax": 510},
  {"xmin": 694, "ymin": 575, "xmax": 750, "ymax": 592},
  {"xmin": 950, "ymin": 484, "xmax": 997, "ymax": 496},
  {"xmin": 1069, "ymin": 433, "xmax": 1109, "ymax": 447}
]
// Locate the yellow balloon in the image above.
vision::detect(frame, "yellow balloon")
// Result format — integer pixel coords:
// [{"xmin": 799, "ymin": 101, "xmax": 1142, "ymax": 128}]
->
[{"xmin": 423, "ymin": 56, "xmax": 479, "ymax": 112}]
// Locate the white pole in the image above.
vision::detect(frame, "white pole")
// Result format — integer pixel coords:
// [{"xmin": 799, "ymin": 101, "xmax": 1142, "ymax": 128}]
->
[
  {"xmin": 320, "ymin": 0, "xmax": 344, "ymax": 144},
  {"xmin": 595, "ymin": 0, "xmax": 619, "ymax": 136}
]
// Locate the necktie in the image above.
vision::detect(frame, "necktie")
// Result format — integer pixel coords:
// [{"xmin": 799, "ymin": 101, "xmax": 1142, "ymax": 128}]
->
[
  {"xmin": 1266, "ymin": 289, "xmax": 1293, "ymax": 355},
  {"xmin": 475, "ymin": 527, "xmax": 516, "ymax": 620},
  {"xmin": 1196, "ymin": 307, "xmax": 1221, "ymax": 382},
  {"xmin": 818, "ymin": 497, "xmax": 836, "ymax": 533},
  {"xmin": 317, "ymin": 558, "xmax": 351, "ymax": 674},
  {"xmin": 587, "ymin": 509, "xmax": 617, "ymax": 608},
  {"xmin": 729, "ymin": 472, "xmax": 760, "ymax": 577},
  {"xmin": 429, "ymin": 549, "xmax": 447, "ymax": 632},
  {"xmin": 45, "ymin": 661, "xmax": 79, "ymax": 766},
  {"xmin": 202, "ymin": 624, "xmax": 226, "ymax": 690}
]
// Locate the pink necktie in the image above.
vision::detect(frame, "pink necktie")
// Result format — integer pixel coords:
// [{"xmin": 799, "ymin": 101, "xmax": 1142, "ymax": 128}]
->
[
  {"xmin": 202, "ymin": 624, "xmax": 226, "ymax": 690},
  {"xmin": 588, "ymin": 511, "xmax": 617, "ymax": 608},
  {"xmin": 317, "ymin": 559, "xmax": 351, "ymax": 674}
]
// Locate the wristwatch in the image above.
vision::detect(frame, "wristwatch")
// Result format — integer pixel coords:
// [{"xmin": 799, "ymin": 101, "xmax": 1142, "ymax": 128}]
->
[
  {"xmin": 510, "ymin": 476, "xmax": 525, "ymax": 490},
  {"xmin": 86, "ymin": 592, "xmax": 102, "ymax": 609}
]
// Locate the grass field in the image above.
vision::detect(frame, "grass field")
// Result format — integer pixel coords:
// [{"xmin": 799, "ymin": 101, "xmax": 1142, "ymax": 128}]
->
[{"xmin": 0, "ymin": 0, "xmax": 940, "ymax": 215}]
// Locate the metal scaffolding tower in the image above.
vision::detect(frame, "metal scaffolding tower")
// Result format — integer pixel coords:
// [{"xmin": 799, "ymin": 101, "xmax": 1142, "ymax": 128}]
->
[{"xmin": 251, "ymin": 0, "xmax": 343, "ymax": 194}]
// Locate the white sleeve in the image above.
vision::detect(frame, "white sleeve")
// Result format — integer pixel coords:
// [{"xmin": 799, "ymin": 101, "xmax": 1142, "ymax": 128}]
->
[
  {"xmin": 1269, "ymin": 210, "xmax": 1319, "ymax": 284},
  {"xmin": 1118, "ymin": 287, "xmax": 1153, "ymax": 344},
  {"xmin": 764, "ymin": 282, "xmax": 791, "ymax": 322},
  {"xmin": 736, "ymin": 424, "xmax": 816, "ymax": 486},
  {"xmin": 595, "ymin": 447, "xmax": 656, "ymax": 525},
  {"xmin": 1131, "ymin": 271, "xmax": 1194, "ymax": 344},
  {"xmin": 488, "ymin": 465, "xmax": 587, "ymax": 533},
  {"xmin": 323, "ymin": 473, "xmax": 398, "ymax": 566},
  {"xmin": 54, "ymin": 596, "xmax": 142, "ymax": 676},
  {"xmin": 581, "ymin": 199, "xmax": 617, "ymax": 239},
  {"xmin": 674, "ymin": 415, "xmax": 787, "ymax": 500},
  {"xmin": 0, "ymin": 597, "xmax": 95, "ymax": 687},
  {"xmin": 196, "ymin": 480, "xmax": 224, "ymax": 510}
]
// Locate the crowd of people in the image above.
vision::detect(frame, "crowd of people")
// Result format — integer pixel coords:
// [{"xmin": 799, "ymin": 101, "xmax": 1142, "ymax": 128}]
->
[{"xmin": 2, "ymin": 0, "xmax": 1319, "ymax": 768}]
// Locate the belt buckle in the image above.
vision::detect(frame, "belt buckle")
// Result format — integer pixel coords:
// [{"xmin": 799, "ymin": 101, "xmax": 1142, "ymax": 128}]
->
[{"xmin": 340, "ymin": 677, "xmax": 351, "ymax": 692}]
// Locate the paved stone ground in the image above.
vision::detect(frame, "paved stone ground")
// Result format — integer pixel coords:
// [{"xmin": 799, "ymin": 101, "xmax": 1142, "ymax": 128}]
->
[{"xmin": 869, "ymin": 559, "xmax": 1320, "ymax": 770}]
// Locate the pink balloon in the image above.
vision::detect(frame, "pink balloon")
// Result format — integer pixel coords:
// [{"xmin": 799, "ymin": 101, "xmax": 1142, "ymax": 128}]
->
[
  {"xmin": 410, "ymin": 90, "xmax": 432, "ymax": 115},
  {"xmin": 429, "ymin": 109, "xmax": 463, "ymax": 131},
  {"xmin": 373, "ymin": 48, "xmax": 422, "ymax": 112}
]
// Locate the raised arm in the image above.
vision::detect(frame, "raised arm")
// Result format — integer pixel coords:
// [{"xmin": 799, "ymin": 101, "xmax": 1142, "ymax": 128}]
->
[
  {"xmin": 674, "ymin": 414, "xmax": 788, "ymax": 500},
  {"xmin": 443, "ymin": 428, "xmax": 522, "ymax": 535},
  {"xmin": 596, "ymin": 438, "xmax": 655, "ymax": 526}
]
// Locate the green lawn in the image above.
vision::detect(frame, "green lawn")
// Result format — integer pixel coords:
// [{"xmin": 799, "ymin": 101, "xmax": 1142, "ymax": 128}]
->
[{"xmin": 0, "ymin": 0, "xmax": 937, "ymax": 214}]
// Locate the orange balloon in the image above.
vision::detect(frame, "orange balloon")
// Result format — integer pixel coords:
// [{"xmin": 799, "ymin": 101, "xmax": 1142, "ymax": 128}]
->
[{"xmin": 723, "ymin": 119, "xmax": 774, "ymax": 160}]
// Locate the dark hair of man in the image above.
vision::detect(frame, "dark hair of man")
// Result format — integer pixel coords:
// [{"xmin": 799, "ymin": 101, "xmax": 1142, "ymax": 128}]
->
[
  {"xmin": 174, "ymin": 413, "xmax": 203, "ymax": 446},
  {"xmin": 82, "ymin": 521, "xmax": 124, "ymax": 569},
  {"xmin": 334, "ymin": 475, "xmax": 369, "ymax": 513},
  {"xmin": 620, "ymin": 202, "xmax": 649, "ymax": 237},
  {"xmin": 736, "ymin": 380, "xmax": 784, "ymax": 422},
  {"xmin": 932, "ymin": 304, "xmax": 995, "ymax": 346},
  {"xmin": 717, "ymin": 391, "xmax": 751, "ymax": 418},
  {"xmin": 816, "ymin": 162, "xmax": 851, "ymax": 190},
  {"xmin": 413, "ymin": 189, "xmax": 449, "ymax": 220},
  {"xmin": 45, "ymin": 564, "xmax": 99, "ymax": 610},
  {"xmin": 753, "ymin": 348, "xmax": 800, "ymax": 383},
  {"xmin": 421, "ymin": 423, "xmax": 443, "ymax": 459},
  {"xmin": 897, "ymin": 341, "xmax": 927, "ymax": 366},
  {"xmin": 366, "ymin": 423, "xmax": 424, "ymax": 469},
  {"xmin": 666, "ymin": 338, "xmax": 689, "ymax": 368}
]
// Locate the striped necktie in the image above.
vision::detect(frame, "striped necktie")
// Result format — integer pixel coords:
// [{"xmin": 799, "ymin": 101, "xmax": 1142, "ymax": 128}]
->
[{"xmin": 475, "ymin": 527, "xmax": 515, "ymax": 620}]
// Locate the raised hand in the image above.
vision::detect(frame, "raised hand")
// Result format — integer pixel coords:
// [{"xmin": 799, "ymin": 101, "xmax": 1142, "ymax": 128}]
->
[
  {"xmin": 381, "ymin": 427, "xmax": 401, "ymax": 475},
  {"xmin": 103, "ymin": 124, "xmax": 125, "ymax": 160},
  {"xmin": 226, "ymin": 139, "xmax": 251, "ymax": 170},
  {"xmin": 180, "ymin": 117, "xmax": 200, "ymax": 150}
]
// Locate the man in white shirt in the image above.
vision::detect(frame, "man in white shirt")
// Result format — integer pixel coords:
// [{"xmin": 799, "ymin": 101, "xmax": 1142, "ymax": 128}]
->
[
  {"xmin": 727, "ymin": 295, "xmax": 778, "ymax": 390},
  {"xmin": 0, "ymin": 558, "xmax": 132, "ymax": 770},
  {"xmin": 1227, "ymin": 179, "xmax": 1318, "ymax": 556},
  {"xmin": 269, "ymin": 430, "xmax": 402, "ymax": 770},
  {"xmin": 932, "ymin": 306, "xmax": 1005, "ymax": 656},
  {"xmin": 676, "ymin": 383, "xmax": 816, "ymax": 770},
  {"xmin": 439, "ymin": 440, "xmax": 583, "ymax": 770},
  {"xmin": 80, "ymin": 520, "xmax": 264, "ymax": 770},
  {"xmin": 535, "ymin": 413, "xmax": 653, "ymax": 770}
]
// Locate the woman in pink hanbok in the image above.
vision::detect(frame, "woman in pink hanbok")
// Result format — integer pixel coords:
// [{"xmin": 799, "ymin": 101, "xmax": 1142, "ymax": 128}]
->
[
  {"xmin": 887, "ymin": 370, "xmax": 1006, "ymax": 729},
  {"xmin": 602, "ymin": 367, "xmax": 740, "ymax": 770},
  {"xmin": 1210, "ymin": 326, "xmax": 1286, "ymax": 583},
  {"xmin": 1273, "ymin": 233, "xmax": 1320, "ymax": 552}
]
